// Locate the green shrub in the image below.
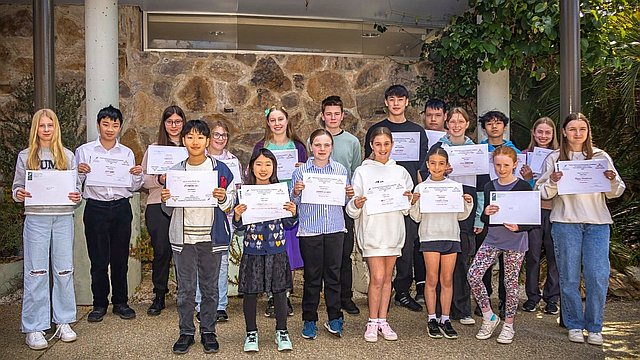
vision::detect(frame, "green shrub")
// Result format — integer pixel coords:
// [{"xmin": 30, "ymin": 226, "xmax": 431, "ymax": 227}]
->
[
  {"xmin": 0, "ymin": 188, "xmax": 24, "ymax": 260},
  {"xmin": 129, "ymin": 227, "xmax": 153, "ymax": 263}
]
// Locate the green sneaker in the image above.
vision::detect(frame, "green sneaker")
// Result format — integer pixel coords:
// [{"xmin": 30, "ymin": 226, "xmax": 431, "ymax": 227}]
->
[
  {"xmin": 243, "ymin": 331, "xmax": 259, "ymax": 352},
  {"xmin": 275, "ymin": 330, "xmax": 293, "ymax": 351}
]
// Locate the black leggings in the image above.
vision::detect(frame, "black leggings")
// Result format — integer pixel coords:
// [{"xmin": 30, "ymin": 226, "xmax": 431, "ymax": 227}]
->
[{"xmin": 243, "ymin": 291, "xmax": 287, "ymax": 332}]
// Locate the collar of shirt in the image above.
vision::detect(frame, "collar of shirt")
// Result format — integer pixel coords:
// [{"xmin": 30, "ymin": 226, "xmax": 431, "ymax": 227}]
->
[
  {"xmin": 92, "ymin": 137, "xmax": 123, "ymax": 153},
  {"xmin": 306, "ymin": 157, "xmax": 335, "ymax": 171}
]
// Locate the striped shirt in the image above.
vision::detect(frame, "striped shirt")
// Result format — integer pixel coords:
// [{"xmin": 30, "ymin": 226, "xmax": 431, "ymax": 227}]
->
[{"xmin": 291, "ymin": 158, "xmax": 349, "ymax": 236}]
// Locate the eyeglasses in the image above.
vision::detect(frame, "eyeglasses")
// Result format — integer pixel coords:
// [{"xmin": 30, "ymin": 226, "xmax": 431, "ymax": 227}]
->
[
  {"xmin": 165, "ymin": 119, "xmax": 184, "ymax": 127},
  {"xmin": 212, "ymin": 132, "xmax": 229, "ymax": 140}
]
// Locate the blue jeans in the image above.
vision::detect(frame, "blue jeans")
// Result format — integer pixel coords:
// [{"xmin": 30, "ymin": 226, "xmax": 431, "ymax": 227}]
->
[
  {"xmin": 196, "ymin": 251, "xmax": 229, "ymax": 312},
  {"xmin": 551, "ymin": 222, "xmax": 610, "ymax": 332},
  {"xmin": 22, "ymin": 215, "xmax": 76, "ymax": 333}
]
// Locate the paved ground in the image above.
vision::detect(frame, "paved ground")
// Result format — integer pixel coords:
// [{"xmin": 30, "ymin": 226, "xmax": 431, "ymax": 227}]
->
[{"xmin": 1, "ymin": 277, "xmax": 639, "ymax": 359}]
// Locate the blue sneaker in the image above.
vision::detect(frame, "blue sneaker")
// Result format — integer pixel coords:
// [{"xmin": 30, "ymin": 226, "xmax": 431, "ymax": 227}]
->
[
  {"xmin": 324, "ymin": 317, "xmax": 344, "ymax": 337},
  {"xmin": 301, "ymin": 321, "xmax": 317, "ymax": 340}
]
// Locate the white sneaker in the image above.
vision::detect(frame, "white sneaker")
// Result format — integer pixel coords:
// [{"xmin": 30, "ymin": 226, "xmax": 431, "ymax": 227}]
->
[
  {"xmin": 587, "ymin": 332, "xmax": 603, "ymax": 346},
  {"xmin": 476, "ymin": 315, "xmax": 500, "ymax": 340},
  {"xmin": 459, "ymin": 316, "xmax": 476, "ymax": 325},
  {"xmin": 496, "ymin": 324, "xmax": 515, "ymax": 344},
  {"xmin": 52, "ymin": 323, "xmax": 77, "ymax": 342},
  {"xmin": 568, "ymin": 329, "xmax": 585, "ymax": 343},
  {"xmin": 26, "ymin": 331, "xmax": 48, "ymax": 350}
]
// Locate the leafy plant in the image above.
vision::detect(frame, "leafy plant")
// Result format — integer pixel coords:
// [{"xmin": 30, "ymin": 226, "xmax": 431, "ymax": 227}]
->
[
  {"xmin": 0, "ymin": 189, "xmax": 24, "ymax": 260},
  {"xmin": 129, "ymin": 227, "xmax": 153, "ymax": 263}
]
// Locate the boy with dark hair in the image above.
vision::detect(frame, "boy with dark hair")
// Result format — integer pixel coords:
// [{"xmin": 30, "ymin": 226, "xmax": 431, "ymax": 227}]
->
[
  {"xmin": 363, "ymin": 84, "xmax": 428, "ymax": 312},
  {"xmin": 320, "ymin": 95, "xmax": 362, "ymax": 315},
  {"xmin": 473, "ymin": 110, "xmax": 521, "ymax": 319},
  {"xmin": 76, "ymin": 105, "xmax": 144, "ymax": 323},
  {"xmin": 423, "ymin": 98, "xmax": 446, "ymax": 131},
  {"xmin": 161, "ymin": 120, "xmax": 235, "ymax": 354}
]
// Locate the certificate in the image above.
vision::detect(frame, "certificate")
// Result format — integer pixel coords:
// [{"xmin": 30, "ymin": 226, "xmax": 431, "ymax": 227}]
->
[
  {"xmin": 364, "ymin": 180, "xmax": 410, "ymax": 215},
  {"xmin": 301, "ymin": 173, "xmax": 347, "ymax": 206},
  {"xmin": 555, "ymin": 159, "xmax": 611, "ymax": 195},
  {"xmin": 447, "ymin": 144, "xmax": 489, "ymax": 175},
  {"xmin": 390, "ymin": 132, "xmax": 420, "ymax": 162},
  {"xmin": 425, "ymin": 130, "xmax": 447, "ymax": 148},
  {"xmin": 85, "ymin": 154, "xmax": 132, "ymax": 187},
  {"xmin": 165, "ymin": 170, "xmax": 218, "ymax": 207},
  {"xmin": 218, "ymin": 158, "xmax": 242, "ymax": 186},
  {"xmin": 528, "ymin": 147, "xmax": 554, "ymax": 174},
  {"xmin": 24, "ymin": 170, "xmax": 76, "ymax": 206},
  {"xmin": 419, "ymin": 182, "xmax": 464, "ymax": 213},
  {"xmin": 146, "ymin": 145, "xmax": 188, "ymax": 175},
  {"xmin": 489, "ymin": 191, "xmax": 541, "ymax": 225},
  {"xmin": 238, "ymin": 182, "xmax": 292, "ymax": 224},
  {"xmin": 489, "ymin": 153, "xmax": 527, "ymax": 181},
  {"xmin": 271, "ymin": 149, "xmax": 298, "ymax": 180}
]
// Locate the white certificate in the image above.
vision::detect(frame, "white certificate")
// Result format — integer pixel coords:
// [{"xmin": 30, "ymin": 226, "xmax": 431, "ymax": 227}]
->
[
  {"xmin": 489, "ymin": 153, "xmax": 527, "ymax": 181},
  {"xmin": 528, "ymin": 147, "xmax": 554, "ymax": 174},
  {"xmin": 489, "ymin": 191, "xmax": 541, "ymax": 225},
  {"xmin": 24, "ymin": 170, "xmax": 76, "ymax": 206},
  {"xmin": 390, "ymin": 132, "xmax": 420, "ymax": 161},
  {"xmin": 555, "ymin": 159, "xmax": 611, "ymax": 195},
  {"xmin": 364, "ymin": 180, "xmax": 410, "ymax": 215},
  {"xmin": 146, "ymin": 145, "xmax": 188, "ymax": 175},
  {"xmin": 447, "ymin": 144, "xmax": 490, "ymax": 175},
  {"xmin": 301, "ymin": 173, "xmax": 347, "ymax": 206},
  {"xmin": 238, "ymin": 182, "xmax": 292, "ymax": 224},
  {"xmin": 425, "ymin": 130, "xmax": 447, "ymax": 148},
  {"xmin": 165, "ymin": 170, "xmax": 218, "ymax": 207},
  {"xmin": 218, "ymin": 158, "xmax": 242, "ymax": 186},
  {"xmin": 419, "ymin": 182, "xmax": 464, "ymax": 213},
  {"xmin": 271, "ymin": 149, "xmax": 298, "ymax": 180},
  {"xmin": 85, "ymin": 154, "xmax": 132, "ymax": 187}
]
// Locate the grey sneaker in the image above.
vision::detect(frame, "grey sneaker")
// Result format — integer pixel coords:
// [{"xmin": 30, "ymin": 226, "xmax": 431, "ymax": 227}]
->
[
  {"xmin": 496, "ymin": 324, "xmax": 515, "ymax": 344},
  {"xmin": 476, "ymin": 314, "xmax": 500, "ymax": 340}
]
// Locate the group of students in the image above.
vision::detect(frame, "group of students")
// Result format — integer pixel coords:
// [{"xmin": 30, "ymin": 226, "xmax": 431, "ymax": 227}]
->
[{"xmin": 12, "ymin": 83, "xmax": 625, "ymax": 353}]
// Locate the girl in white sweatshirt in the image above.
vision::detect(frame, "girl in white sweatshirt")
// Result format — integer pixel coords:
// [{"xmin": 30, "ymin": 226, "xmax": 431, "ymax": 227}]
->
[{"xmin": 346, "ymin": 127, "xmax": 414, "ymax": 343}]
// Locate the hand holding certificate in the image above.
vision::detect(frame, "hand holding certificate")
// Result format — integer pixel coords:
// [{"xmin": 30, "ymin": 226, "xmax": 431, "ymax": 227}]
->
[
  {"xmin": 271, "ymin": 149, "xmax": 298, "ymax": 180},
  {"xmin": 364, "ymin": 180, "xmax": 411, "ymax": 215},
  {"xmin": 24, "ymin": 170, "xmax": 78, "ymax": 206},
  {"xmin": 146, "ymin": 145, "xmax": 188, "ymax": 175},
  {"xmin": 301, "ymin": 173, "xmax": 347, "ymax": 206},
  {"xmin": 555, "ymin": 159, "xmax": 612, "ymax": 195},
  {"xmin": 447, "ymin": 144, "xmax": 489, "ymax": 175},
  {"xmin": 165, "ymin": 170, "xmax": 218, "ymax": 207},
  {"xmin": 489, "ymin": 191, "xmax": 541, "ymax": 225},
  {"xmin": 237, "ymin": 182, "xmax": 293, "ymax": 224},
  {"xmin": 85, "ymin": 154, "xmax": 133, "ymax": 187},
  {"xmin": 419, "ymin": 182, "xmax": 464, "ymax": 213},
  {"xmin": 527, "ymin": 147, "xmax": 554, "ymax": 174}
]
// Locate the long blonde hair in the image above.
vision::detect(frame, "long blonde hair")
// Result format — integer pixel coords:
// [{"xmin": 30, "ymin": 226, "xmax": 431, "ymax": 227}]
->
[
  {"xmin": 559, "ymin": 113, "xmax": 594, "ymax": 161},
  {"xmin": 27, "ymin": 109, "xmax": 68, "ymax": 170},
  {"xmin": 527, "ymin": 117, "xmax": 559, "ymax": 151}
]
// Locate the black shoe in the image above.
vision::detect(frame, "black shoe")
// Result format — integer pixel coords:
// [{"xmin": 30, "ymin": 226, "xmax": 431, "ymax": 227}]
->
[
  {"xmin": 87, "ymin": 306, "xmax": 107, "ymax": 322},
  {"xmin": 147, "ymin": 295, "xmax": 166, "ymax": 316},
  {"xmin": 395, "ymin": 292, "xmax": 423, "ymax": 312},
  {"xmin": 264, "ymin": 297, "xmax": 275, "ymax": 317},
  {"xmin": 438, "ymin": 320, "xmax": 459, "ymax": 339},
  {"xmin": 172, "ymin": 334, "xmax": 194, "ymax": 354},
  {"xmin": 474, "ymin": 305, "xmax": 483, "ymax": 317},
  {"xmin": 113, "ymin": 304, "xmax": 136, "ymax": 320},
  {"xmin": 201, "ymin": 333, "xmax": 219, "ymax": 353},
  {"xmin": 522, "ymin": 299, "xmax": 537, "ymax": 312},
  {"xmin": 195, "ymin": 312, "xmax": 201, "ymax": 323},
  {"xmin": 287, "ymin": 297, "xmax": 294, "ymax": 316},
  {"xmin": 427, "ymin": 319, "xmax": 442, "ymax": 339},
  {"xmin": 342, "ymin": 300, "xmax": 360, "ymax": 315},
  {"xmin": 498, "ymin": 301, "xmax": 506, "ymax": 320},
  {"xmin": 415, "ymin": 283, "xmax": 425, "ymax": 304},
  {"xmin": 544, "ymin": 302, "xmax": 559, "ymax": 315},
  {"xmin": 216, "ymin": 310, "xmax": 229, "ymax": 322}
]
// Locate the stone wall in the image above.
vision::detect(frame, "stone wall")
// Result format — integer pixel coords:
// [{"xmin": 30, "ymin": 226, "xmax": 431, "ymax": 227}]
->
[{"xmin": 0, "ymin": 4, "xmax": 429, "ymax": 170}]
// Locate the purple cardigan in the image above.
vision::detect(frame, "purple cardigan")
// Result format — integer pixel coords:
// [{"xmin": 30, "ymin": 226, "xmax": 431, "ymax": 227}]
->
[{"xmin": 252, "ymin": 140, "xmax": 308, "ymax": 163}]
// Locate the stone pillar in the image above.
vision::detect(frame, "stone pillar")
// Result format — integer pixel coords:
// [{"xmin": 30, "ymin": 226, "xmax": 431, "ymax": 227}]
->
[
  {"xmin": 560, "ymin": 0, "xmax": 581, "ymax": 118},
  {"xmin": 476, "ymin": 69, "xmax": 510, "ymax": 141},
  {"xmin": 33, "ymin": 0, "xmax": 56, "ymax": 110}
]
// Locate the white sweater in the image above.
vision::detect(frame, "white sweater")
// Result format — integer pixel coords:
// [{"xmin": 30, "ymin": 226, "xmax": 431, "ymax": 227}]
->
[
  {"xmin": 536, "ymin": 148, "xmax": 625, "ymax": 224},
  {"xmin": 346, "ymin": 159, "xmax": 414, "ymax": 257},
  {"xmin": 410, "ymin": 177, "xmax": 474, "ymax": 242}
]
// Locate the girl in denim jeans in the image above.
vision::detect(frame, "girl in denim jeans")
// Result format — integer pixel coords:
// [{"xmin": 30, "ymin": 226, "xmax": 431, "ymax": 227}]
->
[{"xmin": 537, "ymin": 113, "xmax": 625, "ymax": 346}]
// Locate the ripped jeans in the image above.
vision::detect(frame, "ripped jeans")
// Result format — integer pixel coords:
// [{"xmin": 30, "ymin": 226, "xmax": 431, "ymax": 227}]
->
[{"xmin": 22, "ymin": 215, "xmax": 76, "ymax": 333}]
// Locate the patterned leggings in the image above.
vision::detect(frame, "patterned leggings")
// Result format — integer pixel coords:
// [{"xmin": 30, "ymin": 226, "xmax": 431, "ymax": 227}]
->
[{"xmin": 468, "ymin": 244, "xmax": 525, "ymax": 319}]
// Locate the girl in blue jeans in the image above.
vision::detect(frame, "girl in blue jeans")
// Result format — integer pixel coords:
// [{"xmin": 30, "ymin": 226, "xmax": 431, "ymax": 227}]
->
[
  {"xmin": 537, "ymin": 113, "xmax": 625, "ymax": 346},
  {"xmin": 12, "ymin": 109, "xmax": 82, "ymax": 350}
]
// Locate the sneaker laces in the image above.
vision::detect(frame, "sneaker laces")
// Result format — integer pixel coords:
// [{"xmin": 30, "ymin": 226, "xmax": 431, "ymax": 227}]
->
[
  {"xmin": 277, "ymin": 330, "xmax": 290, "ymax": 342},
  {"xmin": 246, "ymin": 332, "xmax": 257, "ymax": 343},
  {"xmin": 479, "ymin": 319, "xmax": 495, "ymax": 334},
  {"xmin": 48, "ymin": 326, "xmax": 63, "ymax": 341},
  {"xmin": 499, "ymin": 325, "xmax": 515, "ymax": 338}
]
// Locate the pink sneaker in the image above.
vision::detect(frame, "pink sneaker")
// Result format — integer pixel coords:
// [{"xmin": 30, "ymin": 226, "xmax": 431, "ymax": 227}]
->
[
  {"xmin": 364, "ymin": 322, "xmax": 378, "ymax": 342},
  {"xmin": 378, "ymin": 321, "xmax": 398, "ymax": 341}
]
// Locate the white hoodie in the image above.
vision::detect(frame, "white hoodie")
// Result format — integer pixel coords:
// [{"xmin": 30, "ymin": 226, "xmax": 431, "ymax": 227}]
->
[{"xmin": 347, "ymin": 159, "xmax": 413, "ymax": 257}]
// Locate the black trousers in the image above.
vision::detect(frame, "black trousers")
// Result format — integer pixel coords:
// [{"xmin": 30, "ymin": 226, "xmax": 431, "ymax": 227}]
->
[
  {"xmin": 341, "ymin": 211, "xmax": 355, "ymax": 303},
  {"xmin": 84, "ymin": 198, "xmax": 132, "ymax": 308},
  {"xmin": 525, "ymin": 209, "xmax": 559, "ymax": 303},
  {"xmin": 145, "ymin": 203, "xmax": 172, "ymax": 296},
  {"xmin": 299, "ymin": 232, "xmax": 344, "ymax": 321},
  {"xmin": 393, "ymin": 216, "xmax": 419, "ymax": 294}
]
